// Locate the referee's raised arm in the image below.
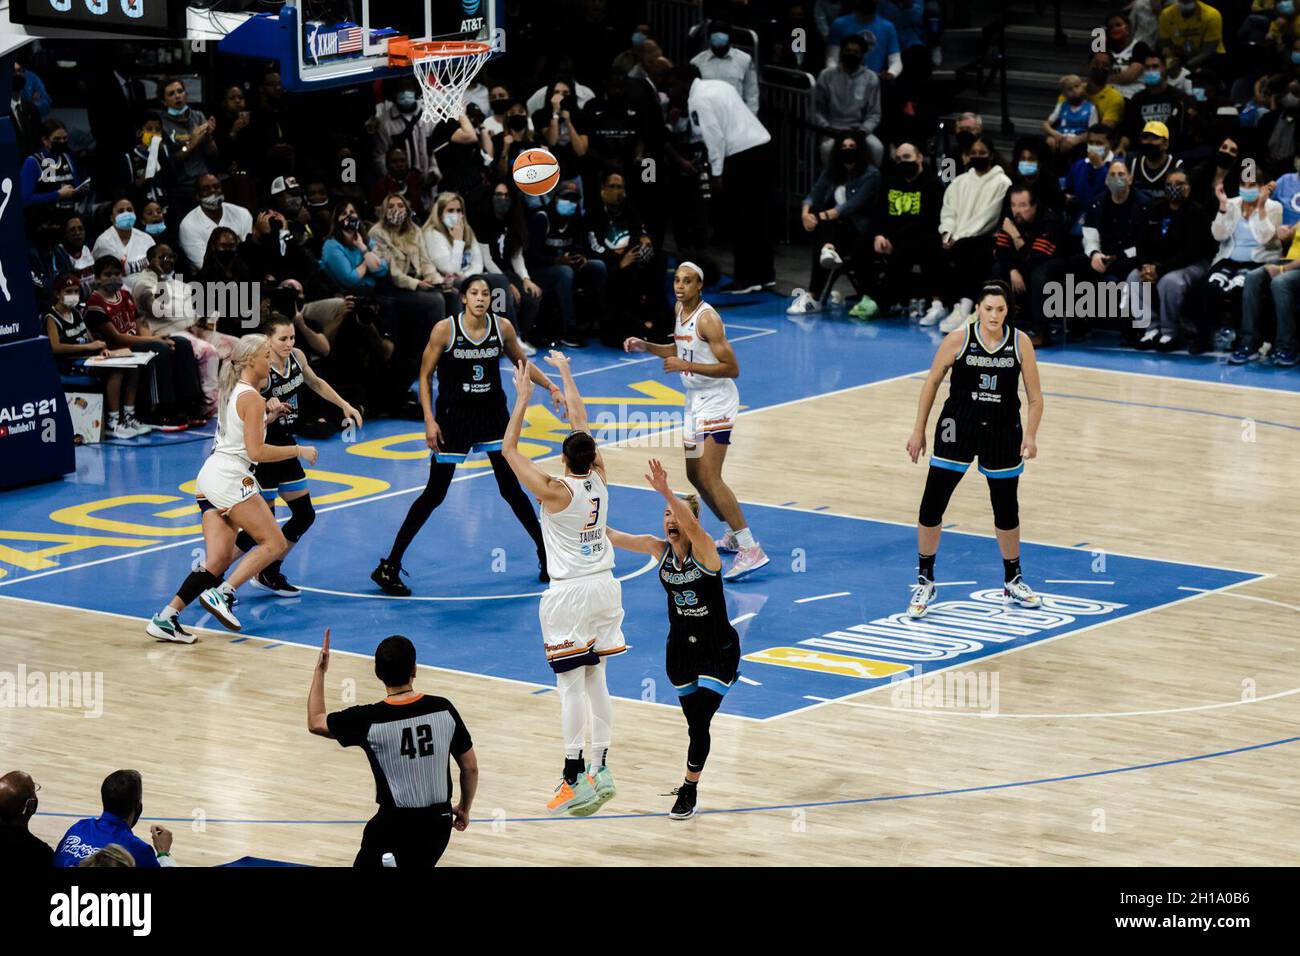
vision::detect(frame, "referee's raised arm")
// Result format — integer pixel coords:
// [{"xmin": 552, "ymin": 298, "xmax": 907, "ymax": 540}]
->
[{"xmin": 307, "ymin": 629, "xmax": 333, "ymax": 737}]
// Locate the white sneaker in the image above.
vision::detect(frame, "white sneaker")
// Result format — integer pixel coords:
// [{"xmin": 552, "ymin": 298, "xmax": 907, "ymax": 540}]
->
[
  {"xmin": 919, "ymin": 299, "xmax": 946, "ymax": 327},
  {"xmin": 1138, "ymin": 328, "xmax": 1159, "ymax": 346},
  {"xmin": 907, "ymin": 298, "xmax": 925, "ymax": 319},
  {"xmin": 829, "ymin": 290, "xmax": 845, "ymax": 307},
  {"xmin": 908, "ymin": 577, "xmax": 937, "ymax": 618},
  {"xmin": 715, "ymin": 530, "xmax": 740, "ymax": 553},
  {"xmin": 124, "ymin": 415, "xmax": 155, "ymax": 435},
  {"xmin": 724, "ymin": 545, "xmax": 770, "ymax": 581},
  {"xmin": 518, "ymin": 340, "xmax": 537, "ymax": 357},
  {"xmin": 938, "ymin": 301, "xmax": 972, "ymax": 333},
  {"xmin": 107, "ymin": 421, "xmax": 140, "ymax": 440},
  {"xmin": 1003, "ymin": 574, "xmax": 1042, "ymax": 609},
  {"xmin": 819, "ymin": 243, "xmax": 842, "ymax": 270},
  {"xmin": 786, "ymin": 290, "xmax": 821, "ymax": 315}
]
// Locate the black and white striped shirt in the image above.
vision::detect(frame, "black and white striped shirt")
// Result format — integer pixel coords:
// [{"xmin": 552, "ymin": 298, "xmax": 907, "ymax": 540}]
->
[{"xmin": 327, "ymin": 695, "xmax": 472, "ymax": 810}]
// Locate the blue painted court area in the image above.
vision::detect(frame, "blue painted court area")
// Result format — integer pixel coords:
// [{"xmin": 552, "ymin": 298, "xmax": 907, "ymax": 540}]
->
[{"xmin": 0, "ymin": 299, "xmax": 1280, "ymax": 719}]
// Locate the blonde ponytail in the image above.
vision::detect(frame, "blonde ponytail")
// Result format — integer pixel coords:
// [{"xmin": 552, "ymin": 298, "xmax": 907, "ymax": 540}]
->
[{"xmin": 217, "ymin": 334, "xmax": 267, "ymax": 436}]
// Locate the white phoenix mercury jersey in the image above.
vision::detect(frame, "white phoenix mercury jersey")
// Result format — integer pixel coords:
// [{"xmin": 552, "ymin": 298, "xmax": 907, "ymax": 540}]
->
[
  {"xmin": 541, "ymin": 472, "xmax": 615, "ymax": 580},
  {"xmin": 213, "ymin": 381, "xmax": 259, "ymax": 466},
  {"xmin": 674, "ymin": 299, "xmax": 739, "ymax": 400}
]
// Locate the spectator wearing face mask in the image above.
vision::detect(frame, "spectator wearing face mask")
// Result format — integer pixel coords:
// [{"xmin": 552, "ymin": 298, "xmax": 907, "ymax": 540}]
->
[
  {"xmin": 483, "ymin": 83, "xmax": 514, "ymax": 136},
  {"xmin": 1060, "ymin": 124, "xmax": 1112, "ymax": 238},
  {"xmin": 50, "ymin": 213, "xmax": 96, "ymax": 292},
  {"xmin": 1106, "ymin": 13, "xmax": 1149, "ymax": 98},
  {"xmin": 44, "ymin": 272, "xmax": 109, "ymax": 378},
  {"xmin": 992, "ymin": 185, "xmax": 1065, "ymax": 345},
  {"xmin": 159, "ymin": 77, "xmax": 217, "ymax": 205},
  {"xmin": 179, "ymin": 174, "xmax": 254, "ymax": 271},
  {"xmin": 948, "ymin": 112, "xmax": 984, "ymax": 171},
  {"xmin": 213, "ymin": 83, "xmax": 256, "ymax": 176},
  {"xmin": 85, "ymin": 255, "xmax": 206, "ymax": 432},
  {"xmin": 240, "ymin": 206, "xmax": 318, "ymax": 289},
  {"xmin": 1125, "ymin": 168, "xmax": 1214, "ymax": 351},
  {"xmin": 587, "ymin": 167, "xmax": 664, "ymax": 341},
  {"xmin": 91, "ymin": 196, "xmax": 156, "ymax": 276},
  {"xmin": 138, "ymin": 200, "xmax": 172, "ymax": 248},
  {"xmin": 1068, "ymin": 161, "xmax": 1148, "ymax": 338},
  {"xmin": 117, "ymin": 112, "xmax": 173, "ymax": 212},
  {"xmin": 614, "ymin": 24, "xmax": 654, "ymax": 74},
  {"xmin": 1085, "ymin": 51, "xmax": 1127, "ymax": 128},
  {"xmin": 1159, "ymin": 0, "xmax": 1226, "ymax": 69},
  {"xmin": 369, "ymin": 193, "xmax": 447, "ymax": 362},
  {"xmin": 813, "ymin": 35, "xmax": 885, "ymax": 168},
  {"xmin": 691, "ymin": 20, "xmax": 759, "ymax": 114},
  {"xmin": 11, "ymin": 64, "xmax": 45, "ymax": 158},
  {"xmin": 1005, "ymin": 140, "xmax": 1065, "ymax": 221},
  {"xmin": 936, "ymin": 137, "xmax": 1012, "ymax": 330},
  {"xmin": 422, "ymin": 190, "xmax": 512, "ymax": 327},
  {"xmin": 527, "ymin": 180, "xmax": 608, "ymax": 348},
  {"xmin": 531, "ymin": 80, "xmax": 589, "ymax": 184},
  {"xmin": 1045, "ymin": 74, "xmax": 1101, "ymax": 156},
  {"xmin": 475, "ymin": 180, "xmax": 543, "ymax": 347},
  {"xmin": 0, "ymin": 771, "xmax": 53, "ymax": 867},
  {"xmin": 195, "ymin": 226, "xmax": 255, "ymax": 339},
  {"xmin": 1121, "ymin": 54, "xmax": 1191, "ymax": 154},
  {"xmin": 1126, "ymin": 121, "xmax": 1186, "ymax": 204},
  {"xmin": 303, "ymin": 179, "xmax": 336, "ymax": 251},
  {"xmin": 19, "ymin": 118, "xmax": 89, "ymax": 213},
  {"xmin": 267, "ymin": 175, "xmax": 314, "ymax": 242},
  {"xmin": 370, "ymin": 78, "xmax": 441, "ymax": 184},
  {"xmin": 370, "ymin": 147, "xmax": 429, "ymax": 223},
  {"xmin": 1203, "ymin": 177, "xmax": 1284, "ymax": 352},
  {"xmin": 870, "ymin": 142, "xmax": 944, "ymax": 323},
  {"xmin": 525, "ymin": 64, "xmax": 596, "ymax": 115},
  {"xmin": 1188, "ymin": 136, "xmax": 1245, "ymax": 201},
  {"xmin": 829, "ymin": 0, "xmax": 904, "ymax": 80},
  {"xmin": 1255, "ymin": 79, "xmax": 1300, "ymax": 172},
  {"xmin": 494, "ymin": 100, "xmax": 537, "ymax": 185},
  {"xmin": 790, "ymin": 130, "xmax": 880, "ymax": 317}
]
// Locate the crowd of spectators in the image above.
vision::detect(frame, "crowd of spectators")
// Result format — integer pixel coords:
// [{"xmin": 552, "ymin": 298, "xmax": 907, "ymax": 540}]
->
[{"xmin": 793, "ymin": 0, "xmax": 1300, "ymax": 367}]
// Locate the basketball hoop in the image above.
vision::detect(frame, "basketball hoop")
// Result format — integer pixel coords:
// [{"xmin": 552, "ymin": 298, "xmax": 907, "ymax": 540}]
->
[{"xmin": 388, "ymin": 39, "xmax": 492, "ymax": 124}]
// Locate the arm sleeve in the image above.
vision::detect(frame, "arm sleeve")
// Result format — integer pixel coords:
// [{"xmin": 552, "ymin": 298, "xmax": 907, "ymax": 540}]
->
[
  {"xmin": 510, "ymin": 247, "xmax": 530, "ymax": 281},
  {"xmin": 938, "ymin": 181, "xmax": 956, "ymax": 236},
  {"xmin": 1209, "ymin": 206, "xmax": 1234, "ymax": 242},
  {"xmin": 1081, "ymin": 226, "xmax": 1102, "ymax": 256},
  {"xmin": 425, "ymin": 230, "xmax": 455, "ymax": 274},
  {"xmin": 447, "ymin": 703, "xmax": 473, "ymax": 756},
  {"xmin": 837, "ymin": 169, "xmax": 877, "ymax": 220},
  {"xmin": 326, "ymin": 706, "xmax": 370, "ymax": 747},
  {"xmin": 887, "ymin": 51, "xmax": 903, "ymax": 78}
]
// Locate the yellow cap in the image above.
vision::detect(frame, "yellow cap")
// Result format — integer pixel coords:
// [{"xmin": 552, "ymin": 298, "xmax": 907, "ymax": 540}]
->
[{"xmin": 1142, "ymin": 120, "xmax": 1170, "ymax": 140}]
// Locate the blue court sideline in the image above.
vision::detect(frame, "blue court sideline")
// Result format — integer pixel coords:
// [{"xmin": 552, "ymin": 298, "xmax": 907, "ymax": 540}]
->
[{"xmin": 0, "ymin": 300, "xmax": 1285, "ymax": 719}]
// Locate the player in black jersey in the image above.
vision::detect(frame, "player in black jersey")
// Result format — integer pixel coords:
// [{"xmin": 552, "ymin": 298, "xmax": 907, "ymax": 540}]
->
[
  {"xmin": 905, "ymin": 281, "xmax": 1045, "ymax": 618},
  {"xmin": 608, "ymin": 459, "xmax": 740, "ymax": 820},
  {"xmin": 372, "ymin": 275, "xmax": 567, "ymax": 594},
  {"xmin": 230, "ymin": 314, "xmax": 362, "ymax": 596}
]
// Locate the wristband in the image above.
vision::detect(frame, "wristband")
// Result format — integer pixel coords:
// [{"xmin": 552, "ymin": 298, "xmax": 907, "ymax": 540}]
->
[{"xmin": 157, "ymin": 851, "xmax": 170, "ymax": 858}]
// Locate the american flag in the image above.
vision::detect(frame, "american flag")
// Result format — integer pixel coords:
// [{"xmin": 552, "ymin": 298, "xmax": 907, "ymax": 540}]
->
[{"xmin": 336, "ymin": 25, "xmax": 363, "ymax": 54}]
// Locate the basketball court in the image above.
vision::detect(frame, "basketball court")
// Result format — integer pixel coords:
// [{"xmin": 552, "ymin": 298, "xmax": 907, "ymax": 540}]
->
[{"xmin": 4, "ymin": 295, "xmax": 1298, "ymax": 866}]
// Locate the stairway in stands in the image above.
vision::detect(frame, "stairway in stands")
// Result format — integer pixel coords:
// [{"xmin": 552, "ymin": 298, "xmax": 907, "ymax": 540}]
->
[{"xmin": 940, "ymin": 1, "xmax": 1107, "ymax": 156}]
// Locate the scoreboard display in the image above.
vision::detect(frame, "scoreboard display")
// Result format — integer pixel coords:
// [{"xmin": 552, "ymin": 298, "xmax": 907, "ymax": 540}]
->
[{"xmin": 8, "ymin": 0, "xmax": 189, "ymax": 38}]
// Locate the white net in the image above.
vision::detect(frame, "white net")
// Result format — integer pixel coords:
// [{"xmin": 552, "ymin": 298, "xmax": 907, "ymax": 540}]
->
[{"xmin": 408, "ymin": 41, "xmax": 493, "ymax": 124}]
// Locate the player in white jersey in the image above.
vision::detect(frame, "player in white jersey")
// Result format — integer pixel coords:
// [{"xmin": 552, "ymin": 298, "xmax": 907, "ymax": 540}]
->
[
  {"xmin": 145, "ymin": 335, "xmax": 318, "ymax": 642},
  {"xmin": 502, "ymin": 350, "xmax": 626, "ymax": 817},
  {"xmin": 624, "ymin": 261, "xmax": 769, "ymax": 580}
]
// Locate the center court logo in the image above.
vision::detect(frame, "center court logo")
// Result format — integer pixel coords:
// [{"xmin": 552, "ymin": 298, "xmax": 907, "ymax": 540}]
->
[
  {"xmin": 50, "ymin": 887, "xmax": 151, "ymax": 936},
  {"xmin": 0, "ymin": 665, "xmax": 104, "ymax": 718}
]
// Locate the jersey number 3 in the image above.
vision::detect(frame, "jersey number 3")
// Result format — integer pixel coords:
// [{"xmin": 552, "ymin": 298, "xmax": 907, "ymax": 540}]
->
[
  {"xmin": 583, "ymin": 497, "xmax": 601, "ymax": 530},
  {"xmin": 400, "ymin": 724, "xmax": 435, "ymax": 759}
]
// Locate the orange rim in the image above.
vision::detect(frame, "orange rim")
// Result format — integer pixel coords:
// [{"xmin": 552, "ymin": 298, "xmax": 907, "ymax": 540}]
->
[{"xmin": 387, "ymin": 38, "xmax": 491, "ymax": 68}]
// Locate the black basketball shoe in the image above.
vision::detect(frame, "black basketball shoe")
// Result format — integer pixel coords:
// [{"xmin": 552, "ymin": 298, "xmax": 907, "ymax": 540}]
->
[
  {"xmin": 371, "ymin": 558, "xmax": 411, "ymax": 596},
  {"xmin": 668, "ymin": 782, "xmax": 698, "ymax": 820}
]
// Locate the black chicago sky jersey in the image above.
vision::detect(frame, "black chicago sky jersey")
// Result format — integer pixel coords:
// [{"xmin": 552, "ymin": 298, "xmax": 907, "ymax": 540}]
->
[
  {"xmin": 263, "ymin": 351, "xmax": 305, "ymax": 443},
  {"xmin": 437, "ymin": 313, "xmax": 506, "ymax": 414},
  {"xmin": 659, "ymin": 546, "xmax": 737, "ymax": 646},
  {"xmin": 943, "ymin": 323, "xmax": 1022, "ymax": 424}
]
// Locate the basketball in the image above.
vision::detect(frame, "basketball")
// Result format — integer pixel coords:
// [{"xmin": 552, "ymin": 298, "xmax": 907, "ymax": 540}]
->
[{"xmin": 512, "ymin": 147, "xmax": 561, "ymax": 196}]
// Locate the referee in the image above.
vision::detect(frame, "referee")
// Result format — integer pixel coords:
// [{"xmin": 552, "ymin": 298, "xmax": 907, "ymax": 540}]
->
[{"xmin": 308, "ymin": 630, "xmax": 478, "ymax": 867}]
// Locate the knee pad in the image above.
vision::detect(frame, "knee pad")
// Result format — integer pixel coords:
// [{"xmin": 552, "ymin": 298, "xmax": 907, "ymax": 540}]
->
[
  {"xmin": 918, "ymin": 466, "xmax": 963, "ymax": 528},
  {"xmin": 988, "ymin": 476, "xmax": 1020, "ymax": 530},
  {"xmin": 282, "ymin": 495, "xmax": 316, "ymax": 542},
  {"xmin": 176, "ymin": 568, "xmax": 222, "ymax": 606},
  {"xmin": 234, "ymin": 530, "xmax": 257, "ymax": 554}
]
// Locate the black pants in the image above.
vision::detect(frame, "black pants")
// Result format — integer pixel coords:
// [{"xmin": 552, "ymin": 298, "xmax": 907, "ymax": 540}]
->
[
  {"xmin": 354, "ymin": 806, "xmax": 453, "ymax": 868},
  {"xmin": 947, "ymin": 235, "xmax": 996, "ymax": 304},
  {"xmin": 872, "ymin": 232, "xmax": 942, "ymax": 305},
  {"xmin": 991, "ymin": 258, "xmax": 1065, "ymax": 337},
  {"xmin": 723, "ymin": 144, "xmax": 776, "ymax": 288},
  {"xmin": 1203, "ymin": 260, "xmax": 1256, "ymax": 334},
  {"xmin": 140, "ymin": 335, "xmax": 204, "ymax": 419},
  {"xmin": 808, "ymin": 219, "xmax": 871, "ymax": 296}
]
